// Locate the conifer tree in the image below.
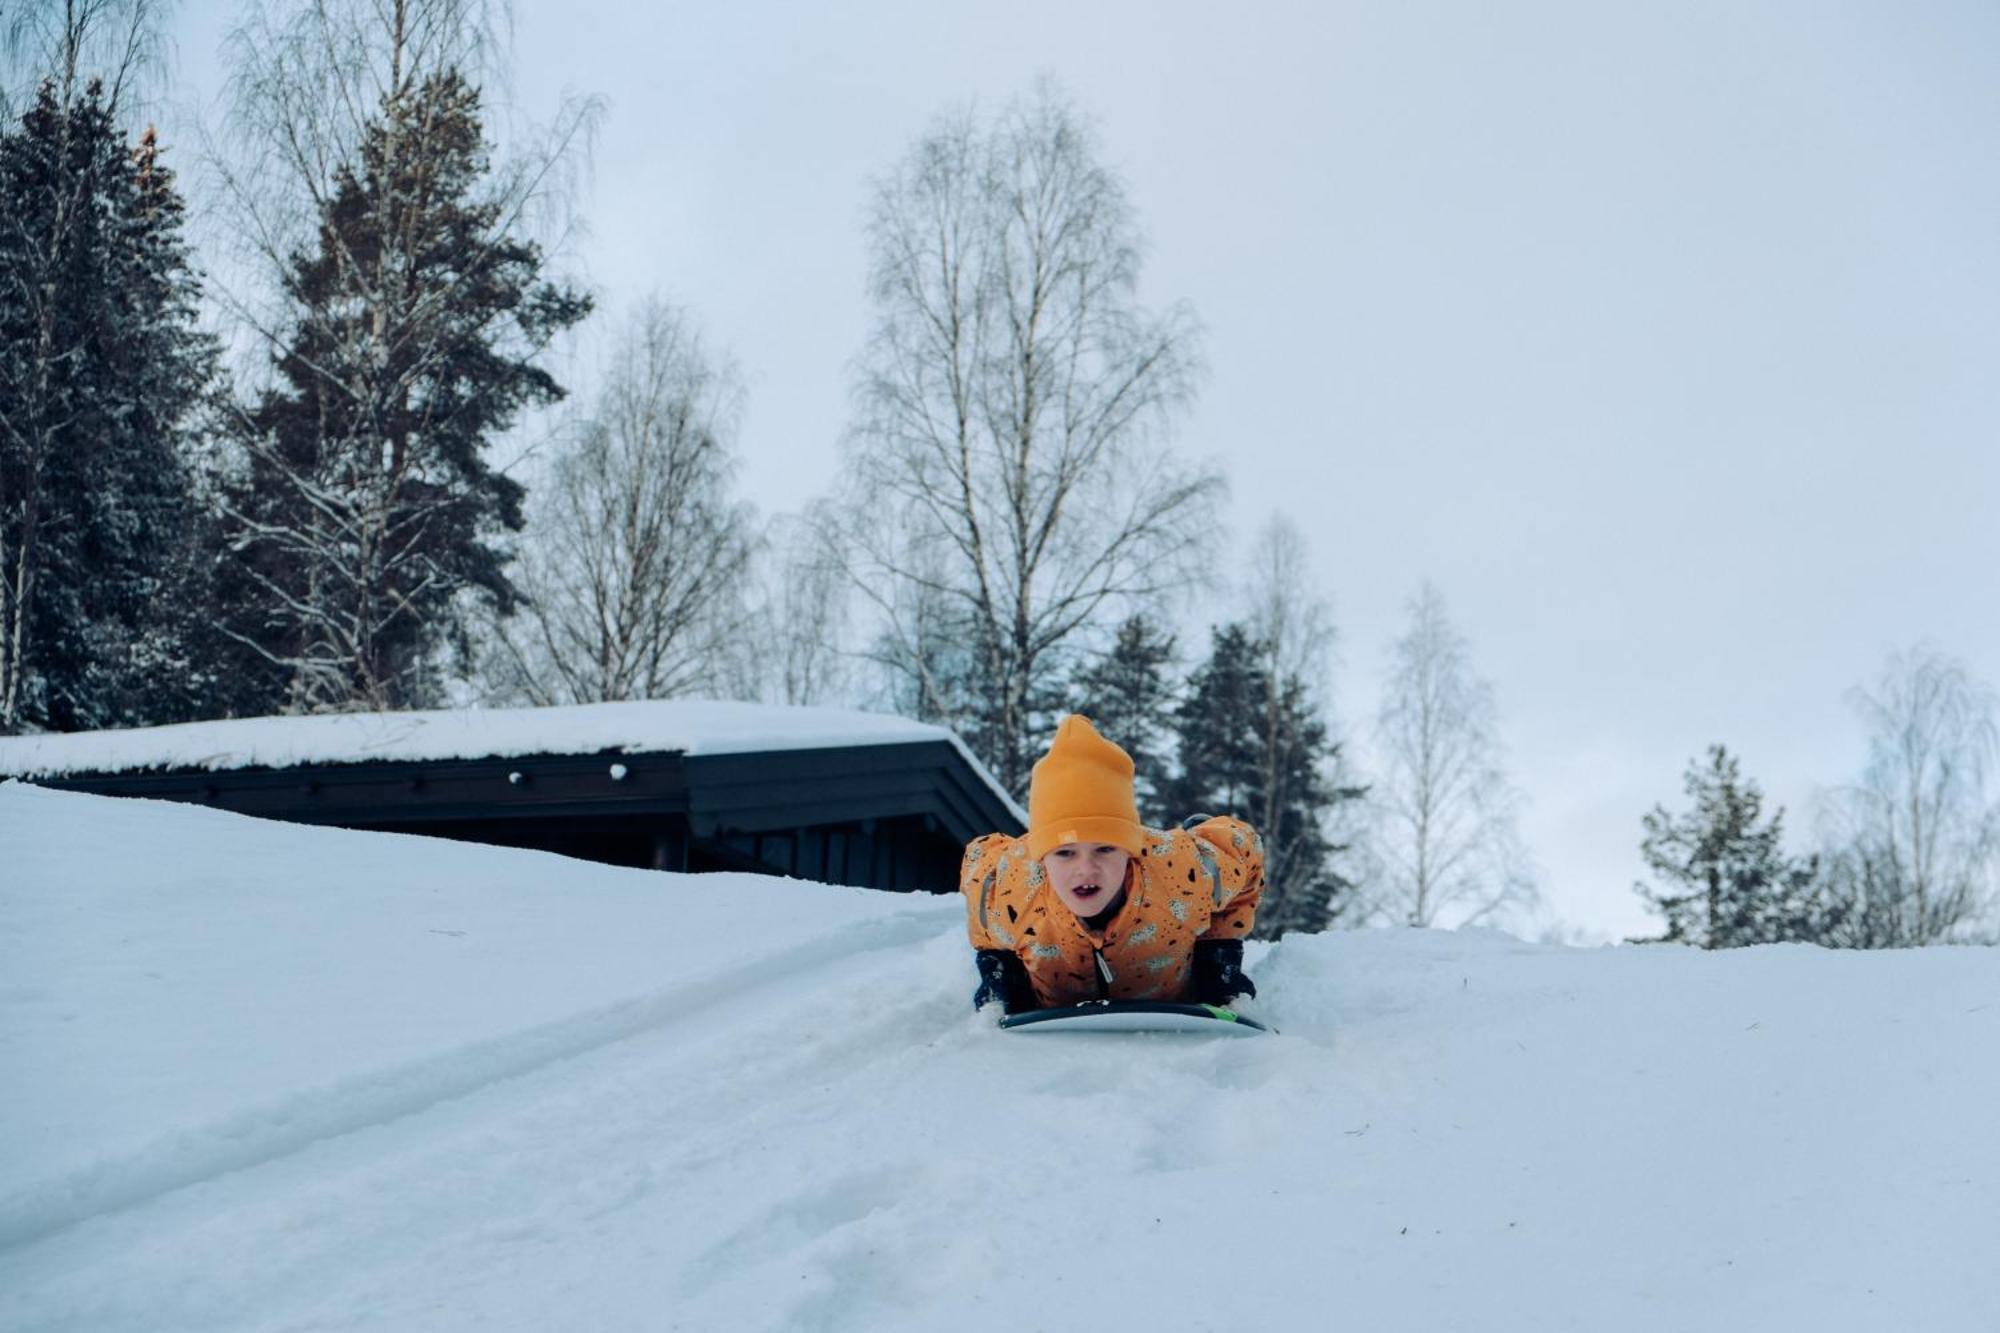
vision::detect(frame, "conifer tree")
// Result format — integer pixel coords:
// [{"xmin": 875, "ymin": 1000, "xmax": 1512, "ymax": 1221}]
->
[
  {"xmin": 1173, "ymin": 622, "xmax": 1362, "ymax": 938},
  {"xmin": 219, "ymin": 70, "xmax": 589, "ymax": 712},
  {"xmin": 1635, "ymin": 745, "xmax": 1833, "ymax": 948},
  {"xmin": 1070, "ymin": 614, "xmax": 1178, "ymax": 823},
  {"xmin": 0, "ymin": 79, "xmax": 216, "ymax": 732},
  {"xmin": 1172, "ymin": 624, "xmax": 1263, "ymax": 814}
]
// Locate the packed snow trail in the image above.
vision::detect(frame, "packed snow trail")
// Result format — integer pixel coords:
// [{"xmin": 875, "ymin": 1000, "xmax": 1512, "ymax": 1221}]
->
[
  {"xmin": 3, "ymin": 783, "xmax": 1998, "ymax": 1332},
  {"xmin": 0, "ymin": 908, "xmax": 946, "ymax": 1252}
]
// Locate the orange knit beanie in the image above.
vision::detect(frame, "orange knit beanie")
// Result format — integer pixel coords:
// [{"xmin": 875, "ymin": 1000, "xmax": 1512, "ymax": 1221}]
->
[{"xmin": 1026, "ymin": 715, "xmax": 1146, "ymax": 859}]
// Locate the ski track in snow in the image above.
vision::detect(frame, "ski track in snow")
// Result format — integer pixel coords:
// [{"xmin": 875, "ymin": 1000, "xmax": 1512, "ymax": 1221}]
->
[
  {"xmin": 0, "ymin": 908, "xmax": 948, "ymax": 1257},
  {"xmin": 3, "ymin": 916, "xmax": 996, "ymax": 1333}
]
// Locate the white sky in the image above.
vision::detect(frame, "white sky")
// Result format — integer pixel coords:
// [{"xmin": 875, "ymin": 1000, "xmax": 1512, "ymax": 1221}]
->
[{"xmin": 166, "ymin": 1, "xmax": 2000, "ymax": 940}]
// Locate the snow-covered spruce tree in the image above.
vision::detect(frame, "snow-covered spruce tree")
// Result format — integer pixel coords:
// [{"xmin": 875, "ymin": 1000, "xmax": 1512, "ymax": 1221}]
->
[
  {"xmin": 217, "ymin": 69, "xmax": 589, "ymax": 712},
  {"xmin": 1069, "ymin": 614, "xmax": 1179, "ymax": 824},
  {"xmin": 87, "ymin": 123, "xmax": 229, "ymax": 727},
  {"xmin": 484, "ymin": 298, "xmax": 754, "ymax": 706},
  {"xmin": 0, "ymin": 74, "xmax": 217, "ymax": 733},
  {"xmin": 1172, "ymin": 622, "xmax": 1362, "ymax": 939},
  {"xmin": 1368, "ymin": 582, "xmax": 1538, "ymax": 929},
  {"xmin": 1634, "ymin": 745, "xmax": 1833, "ymax": 948},
  {"xmin": 826, "ymin": 82, "xmax": 1213, "ymax": 796}
]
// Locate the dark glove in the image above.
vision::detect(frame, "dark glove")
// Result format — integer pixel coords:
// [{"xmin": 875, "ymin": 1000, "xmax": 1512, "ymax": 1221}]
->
[
  {"xmin": 972, "ymin": 948, "xmax": 1035, "ymax": 1015},
  {"xmin": 1188, "ymin": 938, "xmax": 1257, "ymax": 1006}
]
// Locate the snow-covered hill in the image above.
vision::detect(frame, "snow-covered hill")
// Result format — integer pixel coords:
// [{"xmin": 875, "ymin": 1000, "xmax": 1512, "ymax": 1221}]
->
[{"xmin": 3, "ymin": 781, "xmax": 1996, "ymax": 1332}]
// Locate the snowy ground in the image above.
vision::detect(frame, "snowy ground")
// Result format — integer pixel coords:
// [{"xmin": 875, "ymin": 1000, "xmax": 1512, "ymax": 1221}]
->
[{"xmin": 4, "ymin": 781, "xmax": 1997, "ymax": 1332}]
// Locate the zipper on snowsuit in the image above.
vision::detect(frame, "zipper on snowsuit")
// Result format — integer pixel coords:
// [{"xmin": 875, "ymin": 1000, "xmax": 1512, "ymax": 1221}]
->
[{"xmin": 1093, "ymin": 947, "xmax": 1114, "ymax": 999}]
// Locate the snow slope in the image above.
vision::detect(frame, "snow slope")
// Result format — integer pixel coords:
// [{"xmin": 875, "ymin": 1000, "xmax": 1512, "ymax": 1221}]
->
[{"xmin": 3, "ymin": 781, "xmax": 1997, "ymax": 1332}]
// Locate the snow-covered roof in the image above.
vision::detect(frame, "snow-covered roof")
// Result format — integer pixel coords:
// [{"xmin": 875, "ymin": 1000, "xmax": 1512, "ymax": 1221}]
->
[{"xmin": 0, "ymin": 699, "xmax": 1015, "ymax": 806}]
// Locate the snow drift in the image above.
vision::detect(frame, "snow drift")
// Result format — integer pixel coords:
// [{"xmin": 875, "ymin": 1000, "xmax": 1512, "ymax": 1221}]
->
[{"xmin": 2, "ymin": 781, "xmax": 1995, "ymax": 1332}]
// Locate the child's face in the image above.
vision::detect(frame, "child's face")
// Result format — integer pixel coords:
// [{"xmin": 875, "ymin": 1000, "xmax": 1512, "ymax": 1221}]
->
[{"xmin": 1042, "ymin": 842, "xmax": 1131, "ymax": 917}]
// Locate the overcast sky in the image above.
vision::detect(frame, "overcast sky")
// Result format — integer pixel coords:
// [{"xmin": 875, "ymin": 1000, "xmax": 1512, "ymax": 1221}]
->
[{"xmin": 170, "ymin": 1, "xmax": 2000, "ymax": 939}]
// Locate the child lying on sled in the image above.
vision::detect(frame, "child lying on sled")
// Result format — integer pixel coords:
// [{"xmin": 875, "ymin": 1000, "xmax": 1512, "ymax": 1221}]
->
[{"xmin": 959, "ymin": 714, "xmax": 1264, "ymax": 1015}]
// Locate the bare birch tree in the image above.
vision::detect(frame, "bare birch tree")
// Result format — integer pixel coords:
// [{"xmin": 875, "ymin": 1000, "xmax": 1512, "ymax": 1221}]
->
[
  {"xmin": 1367, "ymin": 581, "xmax": 1537, "ymax": 929},
  {"xmin": 829, "ymin": 83, "xmax": 1213, "ymax": 794},
  {"xmin": 1244, "ymin": 515, "xmax": 1334, "ymax": 705},
  {"xmin": 1, "ymin": 0, "xmax": 160, "ymax": 115},
  {"xmin": 1816, "ymin": 646, "xmax": 1999, "ymax": 946},
  {"xmin": 740, "ymin": 510, "xmax": 850, "ymax": 707},
  {"xmin": 487, "ymin": 297, "xmax": 754, "ymax": 705}
]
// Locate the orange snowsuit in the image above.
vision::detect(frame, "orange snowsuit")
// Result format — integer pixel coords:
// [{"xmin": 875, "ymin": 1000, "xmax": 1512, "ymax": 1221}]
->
[{"xmin": 960, "ymin": 815, "xmax": 1264, "ymax": 1008}]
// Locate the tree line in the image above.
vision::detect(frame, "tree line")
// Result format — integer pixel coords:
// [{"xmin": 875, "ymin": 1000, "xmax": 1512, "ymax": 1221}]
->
[
  {"xmin": 1633, "ymin": 647, "xmax": 2000, "ymax": 949},
  {"xmin": 3, "ymin": 1, "xmax": 1991, "ymax": 945},
  {"xmin": 0, "ymin": 1, "xmax": 1452, "ymax": 938},
  {"xmin": 3, "ymin": 0, "xmax": 596, "ymax": 725}
]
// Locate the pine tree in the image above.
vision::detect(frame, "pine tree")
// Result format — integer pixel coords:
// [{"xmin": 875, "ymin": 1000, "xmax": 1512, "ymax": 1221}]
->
[
  {"xmin": 1635, "ymin": 745, "xmax": 1834, "ymax": 948},
  {"xmin": 1254, "ymin": 671, "xmax": 1361, "ymax": 939},
  {"xmin": 1172, "ymin": 623, "xmax": 1264, "ymax": 813},
  {"xmin": 0, "ymin": 82, "xmax": 216, "ymax": 732},
  {"xmin": 1070, "ymin": 614, "xmax": 1178, "ymax": 823},
  {"xmin": 1173, "ymin": 622, "xmax": 1363, "ymax": 938},
  {"xmin": 219, "ymin": 70, "xmax": 590, "ymax": 712},
  {"xmin": 90, "ymin": 125, "xmax": 229, "ymax": 726}
]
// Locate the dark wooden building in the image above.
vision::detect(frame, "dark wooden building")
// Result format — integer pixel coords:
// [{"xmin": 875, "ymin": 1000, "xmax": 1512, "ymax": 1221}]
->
[{"xmin": 0, "ymin": 702, "xmax": 1023, "ymax": 894}]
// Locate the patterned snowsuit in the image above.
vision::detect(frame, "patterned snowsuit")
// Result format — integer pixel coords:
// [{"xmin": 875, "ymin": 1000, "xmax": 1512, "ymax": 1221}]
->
[{"xmin": 959, "ymin": 815, "xmax": 1264, "ymax": 1009}]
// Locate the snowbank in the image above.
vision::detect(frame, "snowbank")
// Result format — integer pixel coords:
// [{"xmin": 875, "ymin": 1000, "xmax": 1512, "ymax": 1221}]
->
[{"xmin": 3, "ymin": 782, "xmax": 1996, "ymax": 1332}]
